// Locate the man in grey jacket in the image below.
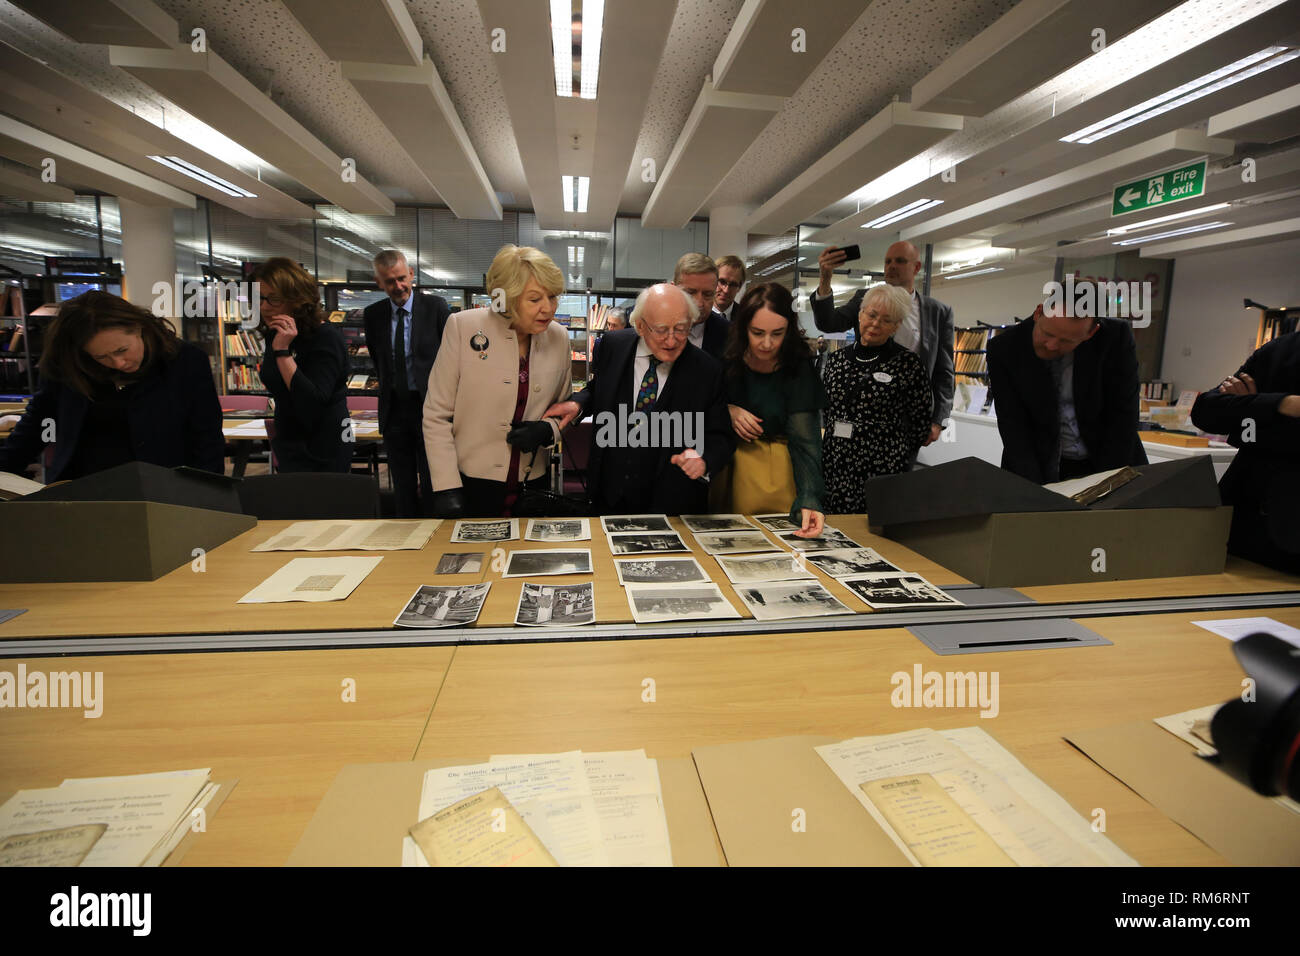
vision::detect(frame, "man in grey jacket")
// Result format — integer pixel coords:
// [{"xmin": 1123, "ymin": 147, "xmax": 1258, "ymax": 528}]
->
[{"xmin": 811, "ymin": 240, "xmax": 954, "ymax": 446}]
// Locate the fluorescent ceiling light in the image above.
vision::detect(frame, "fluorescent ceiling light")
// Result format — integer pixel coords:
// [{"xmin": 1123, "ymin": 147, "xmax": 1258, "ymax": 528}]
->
[
  {"xmin": 942, "ymin": 267, "xmax": 1004, "ymax": 279},
  {"xmin": 148, "ymin": 155, "xmax": 256, "ymax": 198},
  {"xmin": 562, "ymin": 175, "xmax": 590, "ymax": 213},
  {"xmin": 325, "ymin": 236, "xmax": 371, "ymax": 256},
  {"xmin": 1107, "ymin": 202, "xmax": 1231, "ymax": 234},
  {"xmin": 551, "ymin": 1, "xmax": 603, "ymax": 99},
  {"xmin": 1112, "ymin": 220, "xmax": 1232, "ymax": 245},
  {"xmin": 1062, "ymin": 47, "xmax": 1300, "ymax": 144},
  {"xmin": 861, "ymin": 198, "xmax": 944, "ymax": 229}
]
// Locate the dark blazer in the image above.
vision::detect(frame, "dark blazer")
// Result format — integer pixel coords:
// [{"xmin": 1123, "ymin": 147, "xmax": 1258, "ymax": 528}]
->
[
  {"xmin": 701, "ymin": 312, "xmax": 729, "ymax": 362},
  {"xmin": 0, "ymin": 342, "xmax": 224, "ymax": 482},
  {"xmin": 363, "ymin": 291, "xmax": 450, "ymax": 433},
  {"xmin": 1190, "ymin": 331, "xmax": 1300, "ymax": 569},
  {"xmin": 260, "ymin": 323, "xmax": 351, "ymax": 473},
  {"xmin": 573, "ymin": 328, "xmax": 735, "ymax": 515},
  {"xmin": 811, "ymin": 287, "xmax": 955, "ymax": 425},
  {"xmin": 986, "ymin": 316, "xmax": 1147, "ymax": 483}
]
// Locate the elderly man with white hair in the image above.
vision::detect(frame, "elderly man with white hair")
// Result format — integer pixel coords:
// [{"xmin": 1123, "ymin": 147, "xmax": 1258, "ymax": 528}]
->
[
  {"xmin": 546, "ymin": 283, "xmax": 734, "ymax": 515},
  {"xmin": 821, "ymin": 283, "xmax": 933, "ymax": 514}
]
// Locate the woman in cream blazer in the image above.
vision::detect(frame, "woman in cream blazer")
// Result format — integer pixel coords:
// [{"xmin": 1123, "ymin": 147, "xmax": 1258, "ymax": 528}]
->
[{"xmin": 423, "ymin": 245, "xmax": 573, "ymax": 517}]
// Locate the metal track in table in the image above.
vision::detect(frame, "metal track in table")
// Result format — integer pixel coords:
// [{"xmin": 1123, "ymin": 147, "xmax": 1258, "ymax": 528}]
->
[{"xmin": 3, "ymin": 589, "xmax": 1298, "ymax": 657}]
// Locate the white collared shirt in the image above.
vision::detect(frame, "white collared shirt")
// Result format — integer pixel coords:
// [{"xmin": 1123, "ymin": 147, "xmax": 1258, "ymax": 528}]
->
[{"xmin": 894, "ymin": 289, "xmax": 922, "ymax": 354}]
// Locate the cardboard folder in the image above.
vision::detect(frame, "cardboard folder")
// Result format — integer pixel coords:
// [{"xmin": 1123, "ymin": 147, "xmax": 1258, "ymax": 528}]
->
[
  {"xmin": 1066, "ymin": 720, "xmax": 1300, "ymax": 866},
  {"xmin": 691, "ymin": 736, "xmax": 911, "ymax": 866},
  {"xmin": 287, "ymin": 756, "xmax": 724, "ymax": 866}
]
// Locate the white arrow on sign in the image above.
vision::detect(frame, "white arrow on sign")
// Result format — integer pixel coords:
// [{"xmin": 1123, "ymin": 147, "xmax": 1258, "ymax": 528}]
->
[{"xmin": 1118, "ymin": 187, "xmax": 1141, "ymax": 208}]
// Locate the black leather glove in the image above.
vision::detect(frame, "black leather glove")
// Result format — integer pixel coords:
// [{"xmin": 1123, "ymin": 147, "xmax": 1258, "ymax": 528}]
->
[
  {"xmin": 431, "ymin": 488, "xmax": 468, "ymax": 518},
  {"xmin": 506, "ymin": 420, "xmax": 556, "ymax": 453}
]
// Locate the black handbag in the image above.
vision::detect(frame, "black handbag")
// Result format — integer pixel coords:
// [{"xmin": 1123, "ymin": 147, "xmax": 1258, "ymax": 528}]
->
[{"xmin": 511, "ymin": 444, "xmax": 589, "ymax": 517}]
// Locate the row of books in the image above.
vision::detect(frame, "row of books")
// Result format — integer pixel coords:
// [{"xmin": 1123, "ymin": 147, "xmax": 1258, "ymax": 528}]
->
[
  {"xmin": 226, "ymin": 365, "xmax": 264, "ymax": 392},
  {"xmin": 954, "ymin": 328, "xmax": 993, "ymax": 351},
  {"xmin": 955, "ymin": 373, "xmax": 988, "ymax": 386},
  {"xmin": 955, "ymin": 351, "xmax": 988, "ymax": 373},
  {"xmin": 1141, "ymin": 381, "xmax": 1174, "ymax": 402},
  {"xmin": 224, "ymin": 329, "xmax": 263, "ymax": 357}
]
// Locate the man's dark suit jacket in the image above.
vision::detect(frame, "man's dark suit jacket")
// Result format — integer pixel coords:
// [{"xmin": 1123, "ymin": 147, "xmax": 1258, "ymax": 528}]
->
[
  {"xmin": 1191, "ymin": 331, "xmax": 1300, "ymax": 570},
  {"xmin": 573, "ymin": 328, "xmax": 735, "ymax": 515},
  {"xmin": 0, "ymin": 342, "xmax": 224, "ymax": 482},
  {"xmin": 811, "ymin": 288, "xmax": 954, "ymax": 425},
  {"xmin": 701, "ymin": 312, "xmax": 729, "ymax": 362},
  {"xmin": 986, "ymin": 316, "xmax": 1147, "ymax": 484},
  {"xmin": 362, "ymin": 291, "xmax": 450, "ymax": 433}
]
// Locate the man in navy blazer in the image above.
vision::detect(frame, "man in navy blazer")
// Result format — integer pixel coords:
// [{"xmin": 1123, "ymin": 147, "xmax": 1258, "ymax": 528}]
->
[
  {"xmin": 673, "ymin": 252, "xmax": 729, "ymax": 362},
  {"xmin": 363, "ymin": 250, "xmax": 449, "ymax": 516},
  {"xmin": 813, "ymin": 241, "xmax": 954, "ymax": 445},
  {"xmin": 986, "ymin": 297, "xmax": 1147, "ymax": 484},
  {"xmin": 546, "ymin": 284, "xmax": 735, "ymax": 515}
]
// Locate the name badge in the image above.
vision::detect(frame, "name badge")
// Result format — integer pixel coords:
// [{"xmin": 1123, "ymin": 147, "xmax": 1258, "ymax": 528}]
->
[
  {"xmin": 873, "ymin": 371, "xmax": 892, "ymax": 383},
  {"xmin": 832, "ymin": 421, "xmax": 853, "ymax": 439}
]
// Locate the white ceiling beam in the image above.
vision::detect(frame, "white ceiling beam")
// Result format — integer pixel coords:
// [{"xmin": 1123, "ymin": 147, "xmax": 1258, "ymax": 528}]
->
[
  {"xmin": 282, "ymin": 0, "xmax": 422, "ymax": 68},
  {"xmin": 712, "ymin": 0, "xmax": 873, "ymax": 97},
  {"xmin": 109, "ymin": 44, "xmax": 394, "ymax": 215},
  {"xmin": 911, "ymin": 0, "xmax": 1183, "ymax": 117},
  {"xmin": 641, "ymin": 81, "xmax": 785, "ymax": 230},
  {"xmin": 1139, "ymin": 215, "xmax": 1300, "ymax": 257},
  {"xmin": 6, "ymin": 0, "xmax": 177, "ymax": 48},
  {"xmin": 341, "ymin": 58, "xmax": 501, "ymax": 221},
  {"xmin": 0, "ymin": 164, "xmax": 76, "ymax": 203},
  {"xmin": 1208, "ymin": 82, "xmax": 1300, "ymax": 142},
  {"xmin": 0, "ymin": 115, "xmax": 194, "ymax": 208},
  {"xmin": 746, "ymin": 102, "xmax": 962, "ymax": 235},
  {"xmin": 901, "ymin": 130, "xmax": 1235, "ymax": 245}
]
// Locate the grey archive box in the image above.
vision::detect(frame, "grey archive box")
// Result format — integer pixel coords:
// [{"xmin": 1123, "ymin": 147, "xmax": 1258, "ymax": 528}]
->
[
  {"xmin": 864, "ymin": 457, "xmax": 1232, "ymax": 588},
  {"xmin": 1, "ymin": 462, "xmax": 255, "ymax": 582}
]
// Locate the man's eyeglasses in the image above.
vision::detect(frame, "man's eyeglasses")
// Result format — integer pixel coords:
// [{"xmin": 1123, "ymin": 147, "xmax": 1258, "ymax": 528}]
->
[
  {"xmin": 717, "ymin": 278, "xmax": 742, "ymax": 290},
  {"xmin": 645, "ymin": 323, "xmax": 691, "ymax": 339}
]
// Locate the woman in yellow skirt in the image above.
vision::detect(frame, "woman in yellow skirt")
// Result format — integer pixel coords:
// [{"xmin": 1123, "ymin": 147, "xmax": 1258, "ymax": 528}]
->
[{"xmin": 724, "ymin": 282, "xmax": 825, "ymax": 538}]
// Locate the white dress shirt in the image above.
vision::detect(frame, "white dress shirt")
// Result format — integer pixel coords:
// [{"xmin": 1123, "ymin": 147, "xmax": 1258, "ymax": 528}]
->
[{"xmin": 632, "ymin": 339, "xmax": 674, "ymax": 406}]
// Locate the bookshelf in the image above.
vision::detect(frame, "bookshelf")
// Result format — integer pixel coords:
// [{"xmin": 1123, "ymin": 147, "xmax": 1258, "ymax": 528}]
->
[
  {"xmin": 953, "ymin": 323, "xmax": 1008, "ymax": 387},
  {"xmin": 214, "ymin": 281, "xmax": 265, "ymax": 395},
  {"xmin": 1254, "ymin": 305, "xmax": 1299, "ymax": 349}
]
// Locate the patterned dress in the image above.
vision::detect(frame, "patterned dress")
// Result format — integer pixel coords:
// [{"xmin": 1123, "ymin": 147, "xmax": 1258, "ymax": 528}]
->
[{"xmin": 821, "ymin": 340, "xmax": 932, "ymax": 514}]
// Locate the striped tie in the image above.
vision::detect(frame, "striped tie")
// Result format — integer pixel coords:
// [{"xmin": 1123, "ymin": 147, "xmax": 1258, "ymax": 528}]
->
[{"xmin": 636, "ymin": 356, "xmax": 660, "ymax": 411}]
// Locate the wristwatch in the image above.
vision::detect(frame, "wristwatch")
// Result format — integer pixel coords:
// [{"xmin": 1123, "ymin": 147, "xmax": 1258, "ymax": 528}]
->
[{"xmin": 271, "ymin": 349, "xmax": 293, "ymax": 357}]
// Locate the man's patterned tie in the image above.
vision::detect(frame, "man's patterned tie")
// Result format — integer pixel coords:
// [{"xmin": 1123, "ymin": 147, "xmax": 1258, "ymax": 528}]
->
[{"xmin": 635, "ymin": 355, "xmax": 660, "ymax": 411}]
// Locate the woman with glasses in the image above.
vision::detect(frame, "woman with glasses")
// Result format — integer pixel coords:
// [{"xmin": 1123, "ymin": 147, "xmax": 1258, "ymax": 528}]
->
[
  {"xmin": 423, "ymin": 245, "xmax": 572, "ymax": 518},
  {"xmin": 822, "ymin": 283, "xmax": 932, "ymax": 514},
  {"xmin": 254, "ymin": 257, "xmax": 351, "ymax": 472},
  {"xmin": 723, "ymin": 282, "xmax": 825, "ymax": 536}
]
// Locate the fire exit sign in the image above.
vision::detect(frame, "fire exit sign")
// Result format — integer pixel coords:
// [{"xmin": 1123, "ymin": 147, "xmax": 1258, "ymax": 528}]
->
[{"xmin": 1112, "ymin": 159, "xmax": 1207, "ymax": 216}]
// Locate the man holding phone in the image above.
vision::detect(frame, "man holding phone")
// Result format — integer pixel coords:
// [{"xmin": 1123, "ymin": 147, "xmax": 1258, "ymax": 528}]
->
[{"xmin": 811, "ymin": 241, "xmax": 954, "ymax": 446}]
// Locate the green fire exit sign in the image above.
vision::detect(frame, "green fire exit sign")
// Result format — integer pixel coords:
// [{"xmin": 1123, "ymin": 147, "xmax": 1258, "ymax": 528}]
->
[{"xmin": 1112, "ymin": 159, "xmax": 1207, "ymax": 216}]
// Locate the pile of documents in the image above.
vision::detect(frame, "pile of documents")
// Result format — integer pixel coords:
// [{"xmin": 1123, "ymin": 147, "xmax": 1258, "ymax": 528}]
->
[
  {"xmin": 403, "ymin": 750, "xmax": 672, "ymax": 867},
  {"xmin": 0, "ymin": 768, "xmax": 223, "ymax": 866},
  {"xmin": 816, "ymin": 728, "xmax": 1136, "ymax": 866}
]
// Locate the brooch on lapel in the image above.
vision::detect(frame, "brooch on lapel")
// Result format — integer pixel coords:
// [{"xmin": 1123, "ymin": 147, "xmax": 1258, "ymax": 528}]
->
[{"xmin": 470, "ymin": 331, "xmax": 489, "ymax": 360}]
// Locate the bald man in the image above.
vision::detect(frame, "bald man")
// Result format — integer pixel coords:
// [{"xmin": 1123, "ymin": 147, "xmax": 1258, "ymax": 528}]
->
[{"xmin": 812, "ymin": 241, "xmax": 954, "ymax": 446}]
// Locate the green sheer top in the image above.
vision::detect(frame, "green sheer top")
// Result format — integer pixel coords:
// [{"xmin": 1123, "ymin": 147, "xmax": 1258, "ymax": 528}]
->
[{"xmin": 726, "ymin": 360, "xmax": 826, "ymax": 520}]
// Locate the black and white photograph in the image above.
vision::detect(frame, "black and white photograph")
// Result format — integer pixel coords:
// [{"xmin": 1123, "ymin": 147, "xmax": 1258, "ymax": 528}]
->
[
  {"xmin": 613, "ymin": 556, "xmax": 709, "ymax": 586},
  {"xmin": 778, "ymin": 529, "xmax": 865, "ymax": 552},
  {"xmin": 752, "ymin": 513, "xmax": 801, "ymax": 532},
  {"xmin": 624, "ymin": 583, "xmax": 741, "ymax": 624},
  {"xmin": 451, "ymin": 519, "xmax": 519, "ymax": 543},
  {"xmin": 715, "ymin": 552, "xmax": 818, "ymax": 585},
  {"xmin": 600, "ymin": 514, "xmax": 674, "ymax": 534},
  {"xmin": 840, "ymin": 574, "xmax": 965, "ymax": 610},
  {"xmin": 733, "ymin": 581, "xmax": 854, "ymax": 621},
  {"xmin": 680, "ymin": 514, "xmax": 755, "ymax": 533},
  {"xmin": 525, "ymin": 518, "xmax": 592, "ymax": 542},
  {"xmin": 693, "ymin": 529, "xmax": 776, "ymax": 555},
  {"xmin": 514, "ymin": 582, "xmax": 596, "ymax": 627},
  {"xmin": 607, "ymin": 531, "xmax": 690, "ymax": 554},
  {"xmin": 393, "ymin": 583, "xmax": 491, "ymax": 629},
  {"xmin": 434, "ymin": 551, "xmax": 485, "ymax": 575},
  {"xmin": 502, "ymin": 549, "xmax": 593, "ymax": 577},
  {"xmin": 804, "ymin": 548, "xmax": 903, "ymax": 579}
]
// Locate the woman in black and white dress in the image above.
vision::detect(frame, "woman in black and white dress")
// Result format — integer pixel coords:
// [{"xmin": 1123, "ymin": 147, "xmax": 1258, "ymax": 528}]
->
[{"xmin": 821, "ymin": 284, "xmax": 932, "ymax": 514}]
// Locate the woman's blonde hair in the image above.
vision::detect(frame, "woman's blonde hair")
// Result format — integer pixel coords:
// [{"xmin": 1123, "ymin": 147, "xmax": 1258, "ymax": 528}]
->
[
  {"xmin": 860, "ymin": 283, "xmax": 912, "ymax": 328},
  {"xmin": 485, "ymin": 245, "xmax": 564, "ymax": 327}
]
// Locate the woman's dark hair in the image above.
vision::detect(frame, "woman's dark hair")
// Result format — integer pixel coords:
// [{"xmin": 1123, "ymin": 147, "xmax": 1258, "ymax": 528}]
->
[
  {"xmin": 250, "ymin": 257, "xmax": 325, "ymax": 335},
  {"xmin": 723, "ymin": 282, "xmax": 807, "ymax": 379},
  {"xmin": 38, "ymin": 290, "xmax": 180, "ymax": 398}
]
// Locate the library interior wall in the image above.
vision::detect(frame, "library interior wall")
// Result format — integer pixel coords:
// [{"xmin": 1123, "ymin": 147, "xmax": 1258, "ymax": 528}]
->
[
  {"xmin": 1160, "ymin": 236, "xmax": 1300, "ymax": 394},
  {"xmin": 927, "ymin": 268, "xmax": 1055, "ymax": 326}
]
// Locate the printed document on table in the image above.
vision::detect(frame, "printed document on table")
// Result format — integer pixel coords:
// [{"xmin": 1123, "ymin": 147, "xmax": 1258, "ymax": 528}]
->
[
  {"xmin": 237, "ymin": 556, "xmax": 382, "ymax": 603},
  {"xmin": 861, "ymin": 774, "xmax": 1014, "ymax": 866},
  {"xmin": 253, "ymin": 519, "xmax": 439, "ymax": 552},
  {"xmin": 408, "ymin": 787, "xmax": 557, "ymax": 867},
  {"xmin": 0, "ymin": 823, "xmax": 107, "ymax": 867},
  {"xmin": 816, "ymin": 729, "xmax": 1126, "ymax": 866},
  {"xmin": 1191, "ymin": 616, "xmax": 1300, "ymax": 648},
  {"xmin": 418, "ymin": 752, "xmax": 608, "ymax": 866},
  {"xmin": 0, "ymin": 769, "xmax": 212, "ymax": 866}
]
